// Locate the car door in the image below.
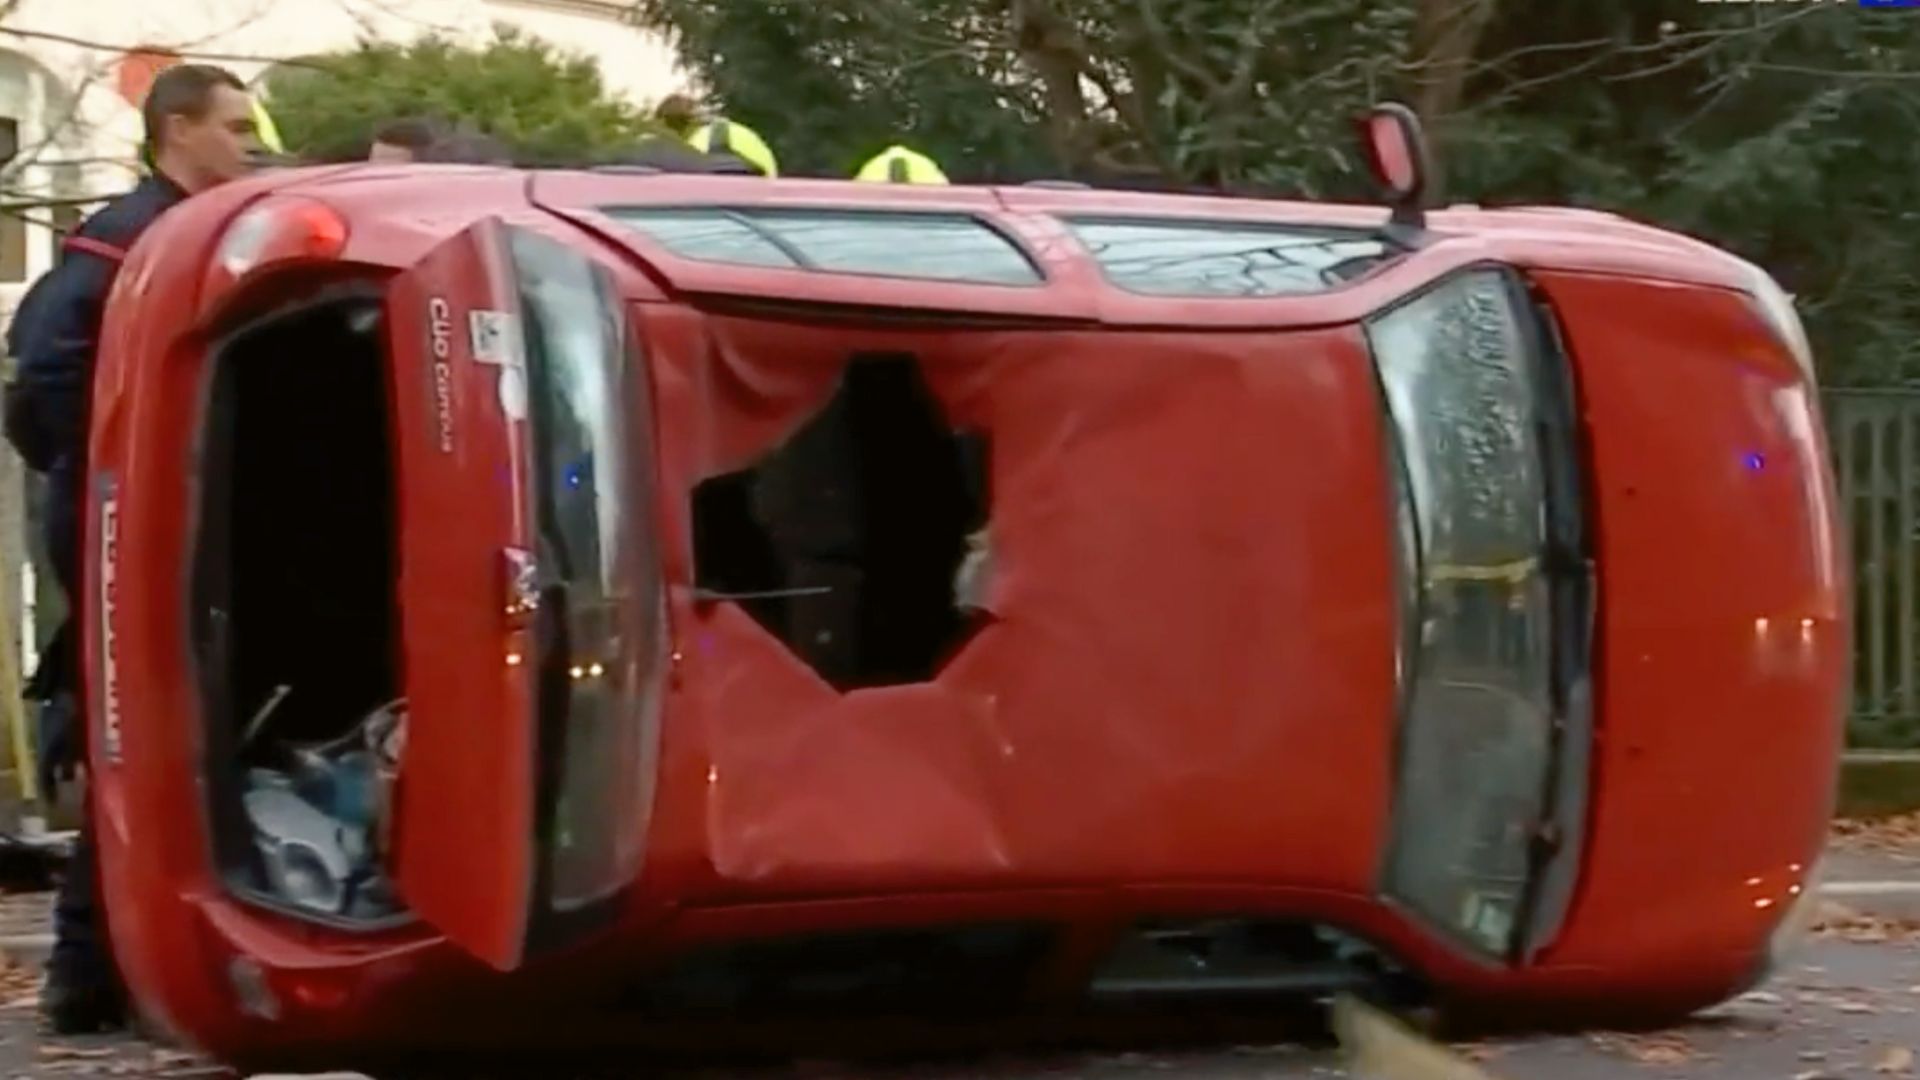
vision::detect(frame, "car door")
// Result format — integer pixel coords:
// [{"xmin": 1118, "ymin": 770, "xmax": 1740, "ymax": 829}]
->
[{"xmin": 384, "ymin": 216, "xmax": 666, "ymax": 970}]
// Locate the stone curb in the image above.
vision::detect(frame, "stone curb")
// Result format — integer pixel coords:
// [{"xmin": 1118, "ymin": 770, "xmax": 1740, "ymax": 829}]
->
[
  {"xmin": 0, "ymin": 932, "xmax": 49, "ymax": 969},
  {"xmin": 1823, "ymin": 880, "xmax": 1920, "ymax": 922}
]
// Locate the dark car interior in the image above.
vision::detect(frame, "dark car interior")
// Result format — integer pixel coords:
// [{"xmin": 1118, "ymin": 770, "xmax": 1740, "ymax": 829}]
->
[
  {"xmin": 192, "ymin": 287, "xmax": 409, "ymax": 925},
  {"xmin": 691, "ymin": 355, "xmax": 991, "ymax": 691}
]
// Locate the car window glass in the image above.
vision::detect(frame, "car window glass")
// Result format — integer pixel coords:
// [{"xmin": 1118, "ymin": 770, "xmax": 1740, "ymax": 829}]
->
[
  {"xmin": 1066, "ymin": 217, "xmax": 1389, "ymax": 297},
  {"xmin": 605, "ymin": 207, "xmax": 1043, "ymax": 286},
  {"xmin": 1369, "ymin": 269, "xmax": 1554, "ymax": 957},
  {"xmin": 508, "ymin": 228, "xmax": 665, "ymax": 911}
]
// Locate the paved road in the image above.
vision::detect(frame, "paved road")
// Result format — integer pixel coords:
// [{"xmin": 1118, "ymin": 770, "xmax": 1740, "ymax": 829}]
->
[{"xmin": 0, "ymin": 937, "xmax": 1913, "ymax": 1079}]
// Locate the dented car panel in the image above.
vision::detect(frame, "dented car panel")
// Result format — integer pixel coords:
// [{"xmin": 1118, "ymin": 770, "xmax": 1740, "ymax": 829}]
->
[{"xmin": 76, "ymin": 164, "xmax": 1846, "ymax": 1064}]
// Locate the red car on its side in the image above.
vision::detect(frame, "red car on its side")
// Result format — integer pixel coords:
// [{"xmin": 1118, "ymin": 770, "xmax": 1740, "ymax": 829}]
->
[{"xmin": 80, "ymin": 113, "xmax": 1845, "ymax": 1066}]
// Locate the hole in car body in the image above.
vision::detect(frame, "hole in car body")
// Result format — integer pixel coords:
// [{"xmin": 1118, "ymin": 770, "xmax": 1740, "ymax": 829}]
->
[
  {"xmin": 692, "ymin": 355, "xmax": 990, "ymax": 691},
  {"xmin": 193, "ymin": 288, "xmax": 410, "ymax": 925}
]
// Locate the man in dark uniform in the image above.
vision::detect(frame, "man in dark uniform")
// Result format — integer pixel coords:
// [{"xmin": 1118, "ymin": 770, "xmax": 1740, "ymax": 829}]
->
[{"xmin": 11, "ymin": 62, "xmax": 258, "ymax": 1034}]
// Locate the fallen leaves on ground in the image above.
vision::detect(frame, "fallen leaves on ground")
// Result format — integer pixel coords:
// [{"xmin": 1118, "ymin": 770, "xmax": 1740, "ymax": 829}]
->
[
  {"xmin": 1835, "ymin": 812, "xmax": 1920, "ymax": 852},
  {"xmin": 1588, "ymin": 1031, "xmax": 1697, "ymax": 1066},
  {"xmin": 1878, "ymin": 1044, "xmax": 1916, "ymax": 1073},
  {"xmin": 37, "ymin": 1045, "xmax": 112, "ymax": 1059},
  {"xmin": 1811, "ymin": 900, "xmax": 1920, "ymax": 943}
]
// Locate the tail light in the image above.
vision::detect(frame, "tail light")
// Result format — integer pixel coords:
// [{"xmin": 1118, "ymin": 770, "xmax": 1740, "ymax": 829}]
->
[{"xmin": 200, "ymin": 196, "xmax": 349, "ymax": 311}]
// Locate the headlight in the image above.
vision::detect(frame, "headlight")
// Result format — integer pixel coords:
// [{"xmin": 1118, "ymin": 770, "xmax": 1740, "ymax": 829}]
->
[{"xmin": 1735, "ymin": 259, "xmax": 1816, "ymax": 387}]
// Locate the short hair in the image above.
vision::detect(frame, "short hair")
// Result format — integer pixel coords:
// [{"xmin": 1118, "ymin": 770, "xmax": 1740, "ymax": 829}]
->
[
  {"xmin": 372, "ymin": 117, "xmax": 442, "ymax": 152},
  {"xmin": 417, "ymin": 132, "xmax": 515, "ymax": 166},
  {"xmin": 142, "ymin": 64, "xmax": 246, "ymax": 152},
  {"xmin": 654, "ymin": 93, "xmax": 699, "ymax": 132}
]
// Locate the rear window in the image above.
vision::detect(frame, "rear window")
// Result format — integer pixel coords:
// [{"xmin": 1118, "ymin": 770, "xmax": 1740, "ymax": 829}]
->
[
  {"xmin": 603, "ymin": 207, "xmax": 1043, "ymax": 287},
  {"xmin": 1065, "ymin": 217, "xmax": 1390, "ymax": 297}
]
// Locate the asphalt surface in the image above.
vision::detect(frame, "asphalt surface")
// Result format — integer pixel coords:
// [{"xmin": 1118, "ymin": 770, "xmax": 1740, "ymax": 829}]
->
[{"xmin": 0, "ymin": 937, "xmax": 1908, "ymax": 1079}]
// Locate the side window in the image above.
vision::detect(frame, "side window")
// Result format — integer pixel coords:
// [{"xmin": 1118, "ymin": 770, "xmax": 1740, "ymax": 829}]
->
[
  {"xmin": 1065, "ymin": 217, "xmax": 1391, "ymax": 298},
  {"xmin": 604, "ymin": 208, "xmax": 1043, "ymax": 287},
  {"xmin": 507, "ymin": 228, "xmax": 667, "ymax": 912}
]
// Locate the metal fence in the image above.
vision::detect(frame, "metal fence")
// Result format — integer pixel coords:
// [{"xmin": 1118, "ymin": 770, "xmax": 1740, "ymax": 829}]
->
[{"xmin": 1830, "ymin": 389, "xmax": 1920, "ymax": 748}]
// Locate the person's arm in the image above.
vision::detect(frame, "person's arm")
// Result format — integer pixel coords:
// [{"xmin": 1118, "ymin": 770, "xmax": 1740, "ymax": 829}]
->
[{"xmin": 15, "ymin": 245, "xmax": 118, "ymax": 458}]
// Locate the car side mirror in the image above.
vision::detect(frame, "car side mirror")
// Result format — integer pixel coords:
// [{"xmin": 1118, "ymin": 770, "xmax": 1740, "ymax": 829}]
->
[{"xmin": 1357, "ymin": 102, "xmax": 1434, "ymax": 233}]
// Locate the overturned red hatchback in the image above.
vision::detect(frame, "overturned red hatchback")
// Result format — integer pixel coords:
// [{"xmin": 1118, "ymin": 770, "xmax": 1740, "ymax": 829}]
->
[{"xmin": 81, "ymin": 118, "xmax": 1846, "ymax": 1065}]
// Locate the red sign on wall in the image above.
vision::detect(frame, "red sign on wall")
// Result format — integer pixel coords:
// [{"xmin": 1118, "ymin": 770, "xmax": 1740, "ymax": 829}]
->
[{"xmin": 117, "ymin": 48, "xmax": 183, "ymax": 108}]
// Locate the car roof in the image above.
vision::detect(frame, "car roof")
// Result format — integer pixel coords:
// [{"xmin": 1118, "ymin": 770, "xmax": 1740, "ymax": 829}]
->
[{"xmin": 269, "ymin": 165, "xmax": 1752, "ymax": 308}]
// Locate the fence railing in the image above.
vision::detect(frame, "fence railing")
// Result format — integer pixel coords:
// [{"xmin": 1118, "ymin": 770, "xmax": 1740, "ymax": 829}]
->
[{"xmin": 1830, "ymin": 389, "xmax": 1920, "ymax": 748}]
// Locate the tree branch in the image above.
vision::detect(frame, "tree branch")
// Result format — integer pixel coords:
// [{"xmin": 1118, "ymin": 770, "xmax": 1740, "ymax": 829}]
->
[
  {"xmin": 1132, "ymin": 0, "xmax": 1222, "ymax": 95},
  {"xmin": 1409, "ymin": 0, "xmax": 1499, "ymax": 126},
  {"xmin": 0, "ymin": 25, "xmax": 332, "ymax": 71}
]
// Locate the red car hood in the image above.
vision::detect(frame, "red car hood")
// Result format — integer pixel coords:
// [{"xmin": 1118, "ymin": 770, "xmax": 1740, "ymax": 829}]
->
[{"xmin": 642, "ymin": 315, "xmax": 1402, "ymax": 902}]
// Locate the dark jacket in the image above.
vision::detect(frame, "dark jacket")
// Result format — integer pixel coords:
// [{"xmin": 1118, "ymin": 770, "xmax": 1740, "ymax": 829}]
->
[
  {"xmin": 605, "ymin": 136, "xmax": 762, "ymax": 175},
  {"xmin": 14, "ymin": 172, "xmax": 187, "ymax": 472}
]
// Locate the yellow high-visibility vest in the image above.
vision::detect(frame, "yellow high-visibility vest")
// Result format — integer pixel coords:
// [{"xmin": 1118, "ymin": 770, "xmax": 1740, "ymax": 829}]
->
[
  {"xmin": 251, "ymin": 99, "xmax": 285, "ymax": 156},
  {"xmin": 855, "ymin": 145, "xmax": 948, "ymax": 185},
  {"xmin": 686, "ymin": 118, "xmax": 778, "ymax": 177}
]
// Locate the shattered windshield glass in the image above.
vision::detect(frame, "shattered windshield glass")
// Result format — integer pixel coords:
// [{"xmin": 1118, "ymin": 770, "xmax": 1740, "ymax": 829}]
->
[
  {"xmin": 1066, "ymin": 218, "xmax": 1392, "ymax": 297},
  {"xmin": 1369, "ymin": 269, "xmax": 1556, "ymax": 957}
]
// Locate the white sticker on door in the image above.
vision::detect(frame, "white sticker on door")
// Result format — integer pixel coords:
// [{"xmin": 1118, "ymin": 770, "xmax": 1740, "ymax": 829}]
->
[
  {"xmin": 97, "ymin": 474, "xmax": 122, "ymax": 766},
  {"xmin": 469, "ymin": 310, "xmax": 522, "ymax": 367},
  {"xmin": 497, "ymin": 365, "xmax": 528, "ymax": 421}
]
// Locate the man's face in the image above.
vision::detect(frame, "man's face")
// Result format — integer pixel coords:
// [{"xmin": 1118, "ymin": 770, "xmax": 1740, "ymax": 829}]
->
[
  {"xmin": 167, "ymin": 84, "xmax": 259, "ymax": 187},
  {"xmin": 368, "ymin": 140, "xmax": 416, "ymax": 164}
]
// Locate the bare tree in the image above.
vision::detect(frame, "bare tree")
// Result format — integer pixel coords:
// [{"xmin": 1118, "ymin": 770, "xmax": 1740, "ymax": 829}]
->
[{"xmin": 0, "ymin": 0, "xmax": 297, "ymax": 225}]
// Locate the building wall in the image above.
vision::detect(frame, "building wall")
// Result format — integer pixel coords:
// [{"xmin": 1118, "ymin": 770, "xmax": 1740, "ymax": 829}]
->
[
  {"xmin": 0, "ymin": 1, "xmax": 685, "ymax": 779},
  {"xmin": 0, "ymin": 0, "xmax": 686, "ymax": 301}
]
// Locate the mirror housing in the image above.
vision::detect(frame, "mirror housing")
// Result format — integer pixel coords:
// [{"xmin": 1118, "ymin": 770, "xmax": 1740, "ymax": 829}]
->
[{"xmin": 1357, "ymin": 102, "xmax": 1434, "ymax": 233}]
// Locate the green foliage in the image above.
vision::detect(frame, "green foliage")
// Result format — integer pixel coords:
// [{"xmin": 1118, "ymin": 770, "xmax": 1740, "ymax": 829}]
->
[
  {"xmin": 264, "ymin": 27, "xmax": 656, "ymax": 164},
  {"xmin": 629, "ymin": 0, "xmax": 1414, "ymax": 189},
  {"xmin": 634, "ymin": 0, "xmax": 1920, "ymax": 387}
]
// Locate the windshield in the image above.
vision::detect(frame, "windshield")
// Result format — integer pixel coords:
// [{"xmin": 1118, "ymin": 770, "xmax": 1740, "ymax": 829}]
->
[
  {"xmin": 508, "ymin": 228, "xmax": 664, "ymax": 912},
  {"xmin": 1369, "ymin": 269, "xmax": 1561, "ymax": 957}
]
